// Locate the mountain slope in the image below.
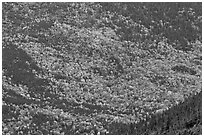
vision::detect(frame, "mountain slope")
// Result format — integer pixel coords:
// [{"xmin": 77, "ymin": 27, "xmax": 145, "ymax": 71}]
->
[{"xmin": 2, "ymin": 2, "xmax": 202, "ymax": 135}]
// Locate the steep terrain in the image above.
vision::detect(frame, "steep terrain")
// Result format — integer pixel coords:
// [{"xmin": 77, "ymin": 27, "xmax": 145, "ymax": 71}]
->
[{"xmin": 2, "ymin": 2, "xmax": 202, "ymax": 135}]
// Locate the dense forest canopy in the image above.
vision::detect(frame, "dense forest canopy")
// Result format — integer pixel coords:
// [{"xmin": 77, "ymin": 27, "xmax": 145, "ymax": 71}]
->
[{"xmin": 2, "ymin": 2, "xmax": 202, "ymax": 135}]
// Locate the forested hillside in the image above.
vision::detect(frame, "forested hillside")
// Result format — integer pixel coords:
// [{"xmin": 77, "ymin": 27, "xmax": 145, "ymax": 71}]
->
[{"xmin": 2, "ymin": 2, "xmax": 202, "ymax": 135}]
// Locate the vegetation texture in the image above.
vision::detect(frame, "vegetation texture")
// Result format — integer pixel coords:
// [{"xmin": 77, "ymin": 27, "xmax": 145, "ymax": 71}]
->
[{"xmin": 2, "ymin": 2, "xmax": 202, "ymax": 135}]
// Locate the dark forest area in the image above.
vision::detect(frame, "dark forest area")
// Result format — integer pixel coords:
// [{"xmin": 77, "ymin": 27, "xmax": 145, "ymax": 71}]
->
[{"xmin": 2, "ymin": 2, "xmax": 202, "ymax": 135}]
